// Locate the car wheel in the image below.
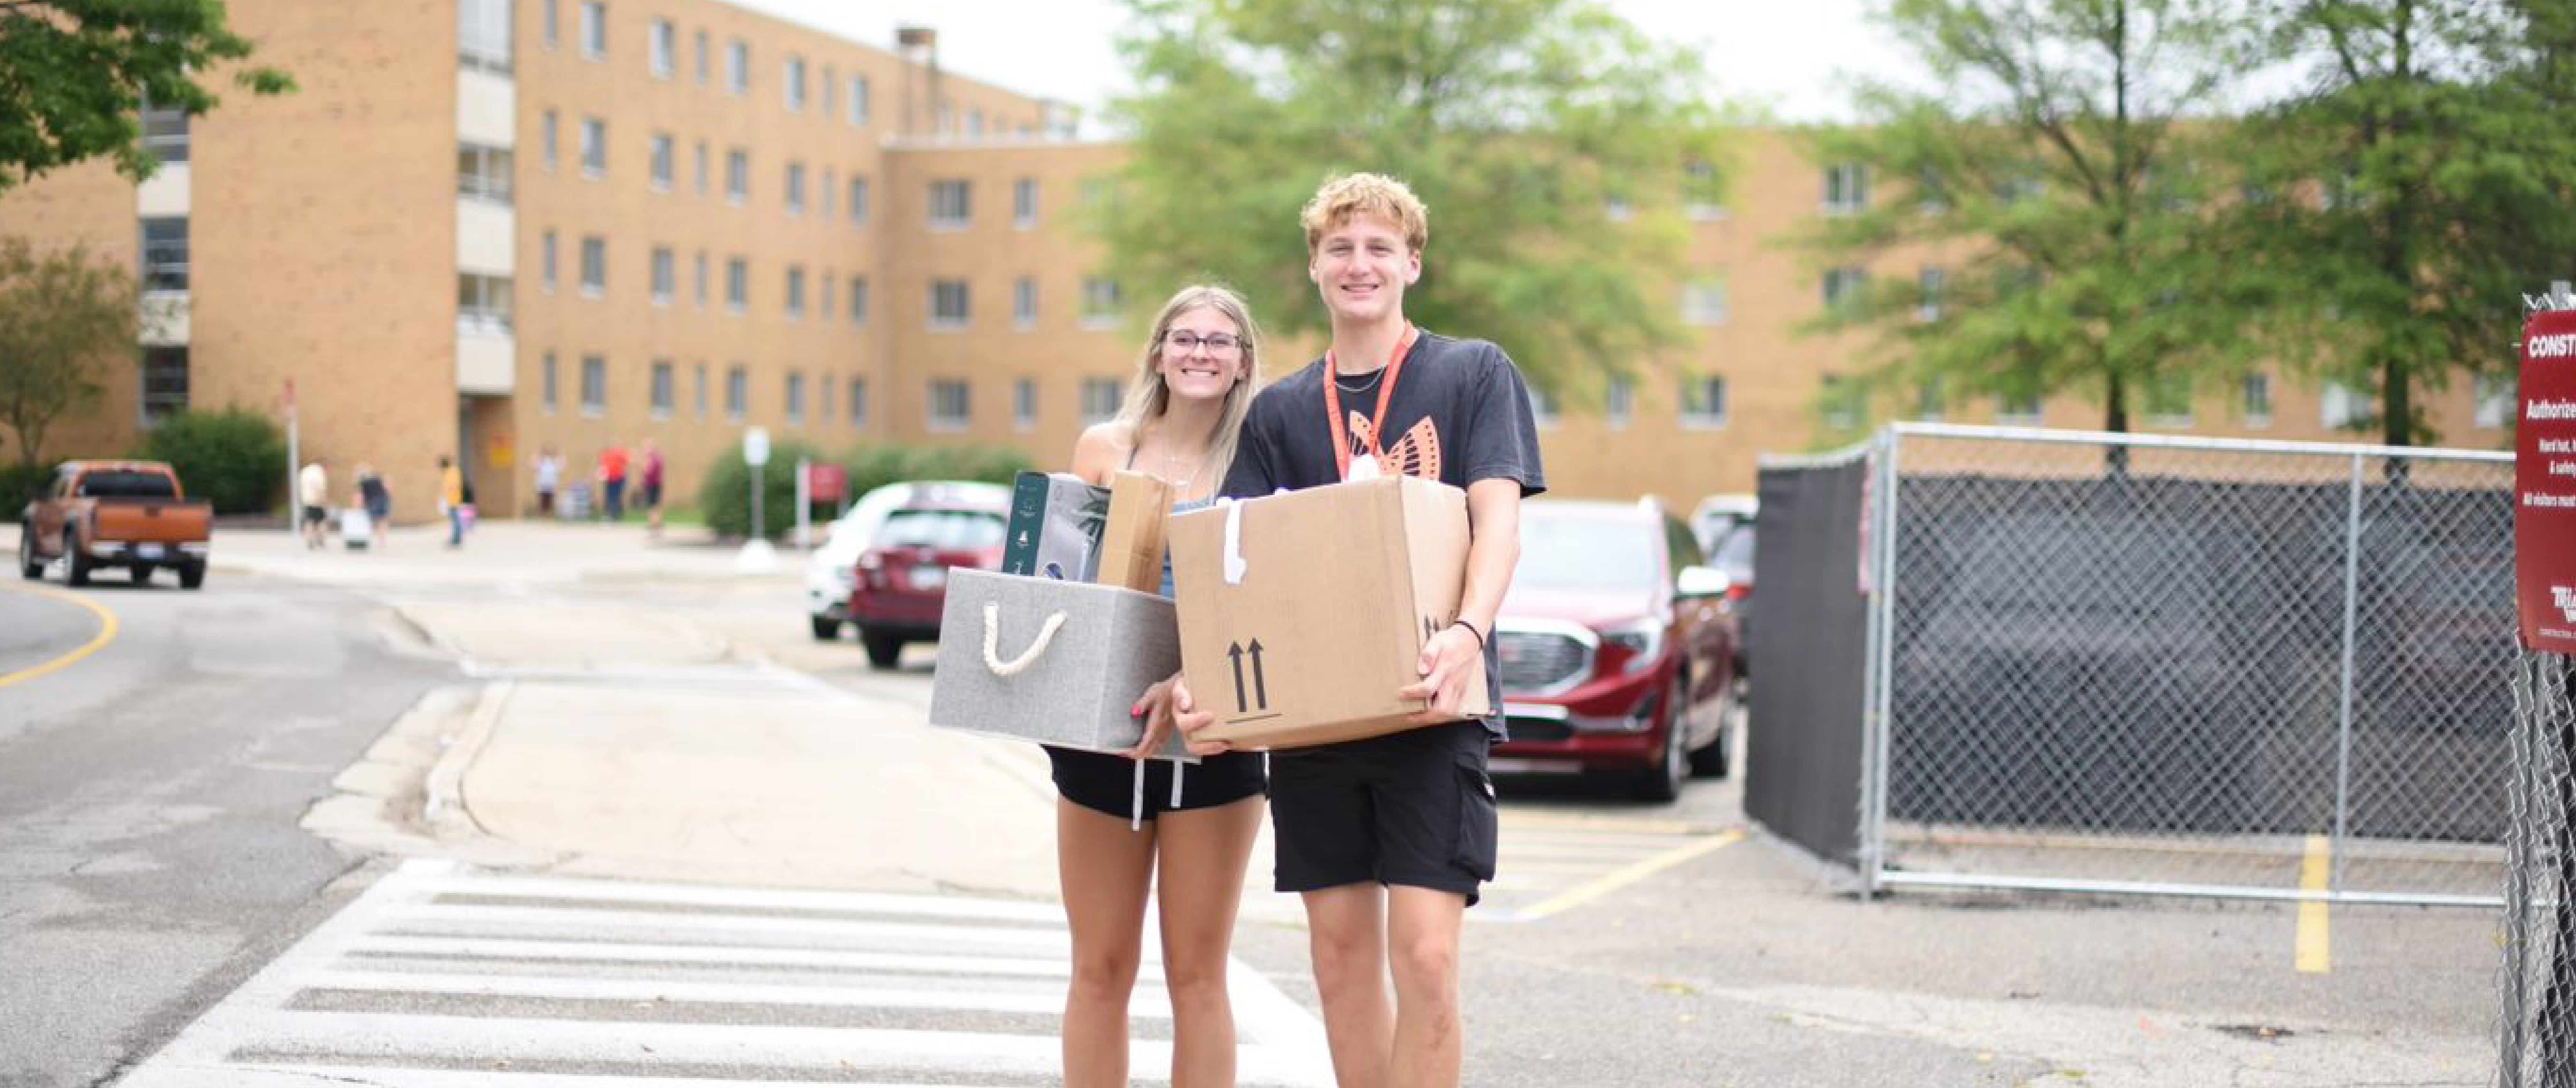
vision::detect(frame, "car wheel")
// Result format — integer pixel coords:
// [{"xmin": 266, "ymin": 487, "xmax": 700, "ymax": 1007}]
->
[
  {"xmin": 861, "ymin": 629, "xmax": 904, "ymax": 670},
  {"xmin": 64, "ymin": 531, "xmax": 91, "ymax": 587},
  {"xmin": 1688, "ymin": 678, "xmax": 1736, "ymax": 780},
  {"xmin": 17, "ymin": 528, "xmax": 39, "ymax": 581},
  {"xmin": 1632, "ymin": 678, "xmax": 1688, "ymax": 803},
  {"xmin": 810, "ymin": 614, "xmax": 843, "ymax": 641},
  {"xmin": 178, "ymin": 563, "xmax": 205, "ymax": 590}
]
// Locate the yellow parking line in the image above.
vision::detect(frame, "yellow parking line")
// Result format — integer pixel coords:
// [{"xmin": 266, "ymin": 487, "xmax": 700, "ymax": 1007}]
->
[
  {"xmin": 0, "ymin": 582, "xmax": 118, "ymax": 689},
  {"xmin": 2296, "ymin": 833, "xmax": 2333, "ymax": 974},
  {"xmin": 1510, "ymin": 828, "xmax": 1747, "ymax": 922}
]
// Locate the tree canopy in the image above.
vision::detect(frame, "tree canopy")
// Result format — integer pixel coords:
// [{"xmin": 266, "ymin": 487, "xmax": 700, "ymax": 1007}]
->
[
  {"xmin": 1800, "ymin": 0, "xmax": 2262, "ymax": 436},
  {"xmin": 1091, "ymin": 0, "xmax": 1730, "ymax": 397},
  {"xmin": 0, "ymin": 0, "xmax": 293, "ymax": 195},
  {"xmin": 2218, "ymin": 0, "xmax": 2576, "ymax": 445},
  {"xmin": 0, "ymin": 237, "xmax": 137, "ymax": 471}
]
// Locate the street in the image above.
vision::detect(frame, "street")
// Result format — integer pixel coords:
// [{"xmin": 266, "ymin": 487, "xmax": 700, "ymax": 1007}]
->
[{"xmin": 0, "ymin": 522, "xmax": 2504, "ymax": 1086}]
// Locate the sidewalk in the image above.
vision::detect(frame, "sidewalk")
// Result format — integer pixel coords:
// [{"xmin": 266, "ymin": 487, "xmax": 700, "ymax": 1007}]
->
[{"xmin": 244, "ymin": 520, "xmax": 1067, "ymax": 901}]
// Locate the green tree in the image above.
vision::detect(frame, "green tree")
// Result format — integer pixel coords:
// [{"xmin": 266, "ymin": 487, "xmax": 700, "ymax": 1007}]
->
[
  {"xmin": 1801, "ymin": 0, "xmax": 2261, "ymax": 436},
  {"xmin": 0, "ymin": 238, "xmax": 135, "ymax": 472},
  {"xmin": 0, "ymin": 0, "xmax": 293, "ymax": 194},
  {"xmin": 1091, "ymin": 0, "xmax": 1728, "ymax": 397},
  {"xmin": 2219, "ymin": 0, "xmax": 2576, "ymax": 445}
]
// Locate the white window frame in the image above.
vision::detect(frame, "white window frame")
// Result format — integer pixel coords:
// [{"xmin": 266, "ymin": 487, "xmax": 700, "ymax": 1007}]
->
[
  {"xmin": 577, "ymin": 0, "xmax": 605, "ymax": 60},
  {"xmin": 848, "ymin": 377, "xmax": 868, "ymax": 429},
  {"xmin": 929, "ymin": 180, "xmax": 971, "ymax": 230},
  {"xmin": 648, "ymin": 18, "xmax": 673, "ymax": 77},
  {"xmin": 1604, "ymin": 376, "xmax": 1633, "ymax": 430},
  {"xmin": 1823, "ymin": 267, "xmax": 1866, "ymax": 312},
  {"xmin": 2242, "ymin": 372, "xmax": 2274, "ymax": 427},
  {"xmin": 847, "ymin": 75, "xmax": 869, "ymax": 124},
  {"xmin": 1080, "ymin": 277, "xmax": 1120, "ymax": 330},
  {"xmin": 848, "ymin": 176, "xmax": 870, "ymax": 224},
  {"xmin": 783, "ymin": 55, "xmax": 807, "ymax": 112},
  {"xmin": 1013, "ymin": 177, "xmax": 1039, "ymax": 229},
  {"xmin": 1683, "ymin": 159, "xmax": 1724, "ymax": 220},
  {"xmin": 928, "ymin": 379, "xmax": 971, "ymax": 433},
  {"xmin": 2321, "ymin": 380, "xmax": 2372, "ymax": 429},
  {"xmin": 1681, "ymin": 277, "xmax": 1728, "ymax": 326},
  {"xmin": 578, "ymin": 235, "xmax": 606, "ymax": 298},
  {"xmin": 848, "ymin": 276, "xmax": 869, "ymax": 325},
  {"xmin": 786, "ymin": 371, "xmax": 807, "ymax": 425},
  {"xmin": 1013, "ymin": 276, "xmax": 1037, "ymax": 329},
  {"xmin": 578, "ymin": 116, "xmax": 606, "ymax": 178},
  {"xmin": 725, "ymin": 149, "xmax": 748, "ymax": 205},
  {"xmin": 785, "ymin": 265, "xmax": 806, "ymax": 319},
  {"xmin": 724, "ymin": 257, "xmax": 748, "ymax": 315},
  {"xmin": 785, "ymin": 162, "xmax": 806, "ymax": 216},
  {"xmin": 648, "ymin": 132, "xmax": 673, "ymax": 192},
  {"xmin": 580, "ymin": 353, "xmax": 607, "ymax": 416},
  {"xmin": 1081, "ymin": 377, "xmax": 1122, "ymax": 425},
  {"xmin": 2476, "ymin": 373, "xmax": 2514, "ymax": 429},
  {"xmin": 649, "ymin": 360, "xmax": 674, "ymax": 420},
  {"xmin": 649, "ymin": 246, "xmax": 674, "ymax": 306},
  {"xmin": 1013, "ymin": 377, "xmax": 1037, "ymax": 432},
  {"xmin": 1824, "ymin": 163, "xmax": 1867, "ymax": 214},
  {"xmin": 1681, "ymin": 374, "xmax": 1728, "ymax": 430},
  {"xmin": 724, "ymin": 39, "xmax": 749, "ymax": 96},
  {"xmin": 2143, "ymin": 372, "xmax": 2195, "ymax": 428},
  {"xmin": 930, "ymin": 279, "xmax": 970, "ymax": 331},
  {"xmin": 725, "ymin": 365, "xmax": 748, "ymax": 423}
]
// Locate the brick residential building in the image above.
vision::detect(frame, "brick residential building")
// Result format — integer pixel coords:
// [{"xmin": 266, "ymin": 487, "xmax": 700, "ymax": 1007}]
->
[{"xmin": 0, "ymin": 0, "xmax": 2512, "ymax": 523}]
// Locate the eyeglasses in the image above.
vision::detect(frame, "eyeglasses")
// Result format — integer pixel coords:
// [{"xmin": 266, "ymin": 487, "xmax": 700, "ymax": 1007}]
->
[{"xmin": 1161, "ymin": 331, "xmax": 1242, "ymax": 354}]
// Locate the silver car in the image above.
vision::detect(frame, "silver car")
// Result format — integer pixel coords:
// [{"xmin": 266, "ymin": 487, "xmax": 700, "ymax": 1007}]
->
[{"xmin": 806, "ymin": 480, "xmax": 1010, "ymax": 639}]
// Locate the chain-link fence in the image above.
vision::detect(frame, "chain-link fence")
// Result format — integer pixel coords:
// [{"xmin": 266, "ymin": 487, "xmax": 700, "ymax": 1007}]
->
[
  {"xmin": 1855, "ymin": 424, "xmax": 2516, "ymax": 906},
  {"xmin": 2502, "ymin": 654, "xmax": 2576, "ymax": 1086}
]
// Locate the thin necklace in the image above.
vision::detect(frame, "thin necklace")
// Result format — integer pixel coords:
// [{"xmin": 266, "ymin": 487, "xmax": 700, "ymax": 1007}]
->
[{"xmin": 1334, "ymin": 367, "xmax": 1384, "ymax": 393}]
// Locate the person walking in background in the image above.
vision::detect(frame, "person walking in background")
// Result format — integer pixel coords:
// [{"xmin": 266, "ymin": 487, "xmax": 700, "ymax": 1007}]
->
[
  {"xmin": 297, "ymin": 459, "xmax": 330, "ymax": 549},
  {"xmin": 438, "ymin": 455, "xmax": 467, "ymax": 549},
  {"xmin": 1050, "ymin": 284, "xmax": 1268, "ymax": 1088},
  {"xmin": 598, "ymin": 443, "xmax": 629, "ymax": 522},
  {"xmin": 1177, "ymin": 173, "xmax": 1544, "ymax": 1088},
  {"xmin": 639, "ymin": 439, "xmax": 666, "ymax": 537},
  {"xmin": 534, "ymin": 445, "xmax": 562, "ymax": 517},
  {"xmin": 355, "ymin": 463, "xmax": 391, "ymax": 549}
]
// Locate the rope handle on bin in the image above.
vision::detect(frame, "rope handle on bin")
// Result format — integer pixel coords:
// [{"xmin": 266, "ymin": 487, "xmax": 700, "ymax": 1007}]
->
[{"xmin": 982, "ymin": 602, "xmax": 1069, "ymax": 677}]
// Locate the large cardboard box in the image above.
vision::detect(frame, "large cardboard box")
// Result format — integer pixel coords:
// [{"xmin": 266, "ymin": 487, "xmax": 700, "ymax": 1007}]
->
[
  {"xmin": 928, "ymin": 568, "xmax": 1193, "ymax": 761},
  {"xmin": 1168, "ymin": 475, "xmax": 1489, "ymax": 750}
]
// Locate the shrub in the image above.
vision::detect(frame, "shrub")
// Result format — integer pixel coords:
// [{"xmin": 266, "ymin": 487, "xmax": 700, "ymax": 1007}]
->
[
  {"xmin": 134, "ymin": 407, "xmax": 286, "ymax": 515},
  {"xmin": 841, "ymin": 442, "xmax": 1032, "ymax": 502},
  {"xmin": 696, "ymin": 437, "xmax": 827, "ymax": 540},
  {"xmin": 0, "ymin": 460, "xmax": 51, "ymax": 516}
]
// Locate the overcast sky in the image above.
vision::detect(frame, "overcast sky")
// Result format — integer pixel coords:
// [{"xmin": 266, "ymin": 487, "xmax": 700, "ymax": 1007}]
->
[{"xmin": 728, "ymin": 0, "xmax": 1908, "ymax": 130}]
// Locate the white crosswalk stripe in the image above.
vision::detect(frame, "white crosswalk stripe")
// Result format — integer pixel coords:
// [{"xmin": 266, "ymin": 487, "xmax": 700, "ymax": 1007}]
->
[{"xmin": 118, "ymin": 859, "xmax": 1332, "ymax": 1088}]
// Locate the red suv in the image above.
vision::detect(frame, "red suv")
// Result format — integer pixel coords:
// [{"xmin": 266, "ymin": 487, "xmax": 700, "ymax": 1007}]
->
[
  {"xmin": 1490, "ymin": 499, "xmax": 1739, "ymax": 802},
  {"xmin": 848, "ymin": 485, "xmax": 1010, "ymax": 669}
]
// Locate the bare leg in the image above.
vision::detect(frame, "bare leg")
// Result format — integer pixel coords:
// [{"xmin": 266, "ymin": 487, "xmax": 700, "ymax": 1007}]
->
[
  {"xmin": 1302, "ymin": 883, "xmax": 1393, "ymax": 1088},
  {"xmin": 1385, "ymin": 886, "xmax": 1467, "ymax": 1088},
  {"xmin": 1058, "ymin": 797, "xmax": 1156, "ymax": 1088},
  {"xmin": 1153, "ymin": 795, "xmax": 1264, "ymax": 1087}
]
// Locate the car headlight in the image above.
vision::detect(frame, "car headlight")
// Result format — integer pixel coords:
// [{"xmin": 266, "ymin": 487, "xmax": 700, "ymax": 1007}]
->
[{"xmin": 1598, "ymin": 619, "xmax": 1662, "ymax": 674}]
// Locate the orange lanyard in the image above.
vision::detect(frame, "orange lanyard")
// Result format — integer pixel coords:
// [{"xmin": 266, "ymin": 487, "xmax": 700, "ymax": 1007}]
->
[{"xmin": 1322, "ymin": 325, "xmax": 1416, "ymax": 480}]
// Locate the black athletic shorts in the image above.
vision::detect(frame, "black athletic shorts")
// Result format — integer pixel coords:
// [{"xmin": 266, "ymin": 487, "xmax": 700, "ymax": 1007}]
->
[
  {"xmin": 1046, "ymin": 746, "xmax": 1265, "ymax": 823},
  {"xmin": 301, "ymin": 505, "xmax": 326, "ymax": 526},
  {"xmin": 1268, "ymin": 721, "xmax": 1497, "ymax": 906}
]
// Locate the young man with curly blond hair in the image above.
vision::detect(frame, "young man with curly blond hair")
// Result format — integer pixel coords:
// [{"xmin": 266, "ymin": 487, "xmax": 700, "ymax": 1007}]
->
[{"xmin": 1180, "ymin": 172, "xmax": 1545, "ymax": 1087}]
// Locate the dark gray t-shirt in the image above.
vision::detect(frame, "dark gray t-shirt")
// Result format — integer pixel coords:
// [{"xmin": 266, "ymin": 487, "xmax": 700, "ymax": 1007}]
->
[{"xmin": 1221, "ymin": 329, "xmax": 1548, "ymax": 736}]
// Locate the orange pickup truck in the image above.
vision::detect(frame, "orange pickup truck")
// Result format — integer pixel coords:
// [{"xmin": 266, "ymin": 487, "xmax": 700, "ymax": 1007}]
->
[{"xmin": 17, "ymin": 460, "xmax": 213, "ymax": 589}]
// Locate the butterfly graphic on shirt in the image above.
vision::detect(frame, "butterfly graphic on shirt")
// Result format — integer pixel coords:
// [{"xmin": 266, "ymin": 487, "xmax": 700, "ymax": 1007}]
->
[{"xmin": 1347, "ymin": 412, "xmax": 1443, "ymax": 481}]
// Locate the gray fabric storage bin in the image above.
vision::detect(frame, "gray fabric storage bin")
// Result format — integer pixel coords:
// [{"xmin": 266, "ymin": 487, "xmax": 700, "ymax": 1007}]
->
[{"xmin": 928, "ymin": 568, "xmax": 1194, "ymax": 762}]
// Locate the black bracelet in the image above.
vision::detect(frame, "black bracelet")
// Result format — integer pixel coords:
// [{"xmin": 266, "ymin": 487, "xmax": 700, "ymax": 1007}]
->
[{"xmin": 1451, "ymin": 618, "xmax": 1486, "ymax": 649}]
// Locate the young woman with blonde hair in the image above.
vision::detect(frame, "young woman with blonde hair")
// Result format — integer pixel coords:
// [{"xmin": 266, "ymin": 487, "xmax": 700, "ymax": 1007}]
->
[{"xmin": 1053, "ymin": 283, "xmax": 1268, "ymax": 1086}]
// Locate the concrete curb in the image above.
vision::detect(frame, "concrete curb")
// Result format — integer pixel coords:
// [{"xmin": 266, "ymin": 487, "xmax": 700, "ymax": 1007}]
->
[{"xmin": 421, "ymin": 680, "xmax": 511, "ymax": 841}]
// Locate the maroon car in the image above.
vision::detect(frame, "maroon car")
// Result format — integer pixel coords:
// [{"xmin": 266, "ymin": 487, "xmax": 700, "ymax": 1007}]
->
[
  {"xmin": 1489, "ymin": 498, "xmax": 1739, "ymax": 802},
  {"xmin": 848, "ymin": 487, "xmax": 1010, "ymax": 669}
]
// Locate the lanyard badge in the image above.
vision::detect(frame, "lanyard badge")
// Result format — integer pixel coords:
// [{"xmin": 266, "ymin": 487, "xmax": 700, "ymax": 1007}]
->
[{"xmin": 1323, "ymin": 325, "xmax": 1416, "ymax": 483}]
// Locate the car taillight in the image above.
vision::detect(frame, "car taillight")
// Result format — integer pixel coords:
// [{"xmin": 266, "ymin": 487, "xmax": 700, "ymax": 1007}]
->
[{"xmin": 1726, "ymin": 582, "xmax": 1752, "ymax": 602}]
